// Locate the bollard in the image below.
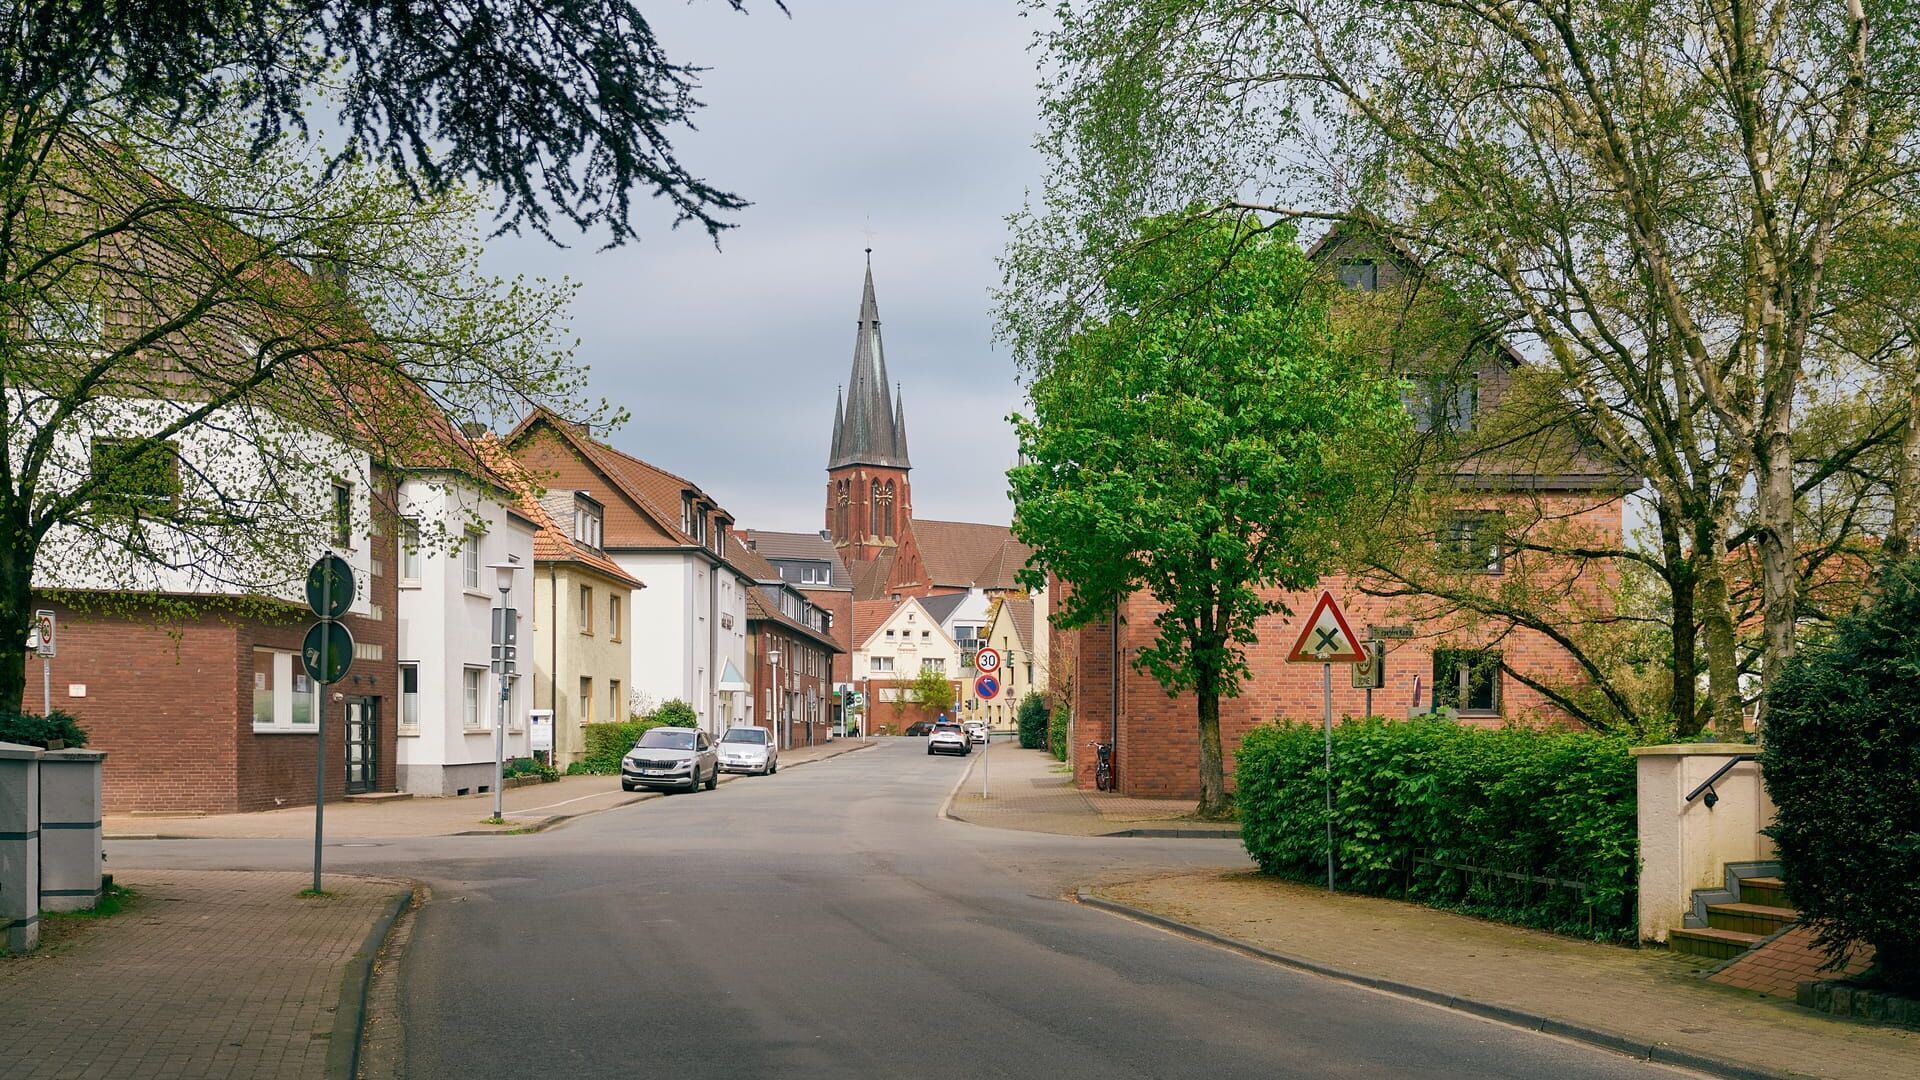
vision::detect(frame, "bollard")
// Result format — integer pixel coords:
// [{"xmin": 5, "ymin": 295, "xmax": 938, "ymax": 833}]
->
[
  {"xmin": 0, "ymin": 740, "xmax": 44, "ymax": 952},
  {"xmin": 39, "ymin": 748, "xmax": 106, "ymax": 913}
]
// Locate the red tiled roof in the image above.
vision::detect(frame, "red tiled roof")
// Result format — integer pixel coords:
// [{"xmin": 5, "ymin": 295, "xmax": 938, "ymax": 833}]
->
[
  {"xmin": 851, "ymin": 598, "xmax": 903, "ymax": 650},
  {"xmin": 727, "ymin": 532, "xmax": 781, "ymax": 582},
  {"xmin": 850, "ymin": 551, "xmax": 897, "ymax": 601},
  {"xmin": 912, "ymin": 519, "xmax": 1033, "ymax": 590},
  {"xmin": 477, "ymin": 436, "xmax": 643, "ymax": 590},
  {"xmin": 744, "ymin": 585, "xmax": 844, "ymax": 653}
]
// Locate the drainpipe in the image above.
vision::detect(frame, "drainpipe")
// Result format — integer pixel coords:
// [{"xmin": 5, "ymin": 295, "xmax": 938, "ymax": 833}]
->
[{"xmin": 1111, "ymin": 595, "xmax": 1120, "ymax": 788}]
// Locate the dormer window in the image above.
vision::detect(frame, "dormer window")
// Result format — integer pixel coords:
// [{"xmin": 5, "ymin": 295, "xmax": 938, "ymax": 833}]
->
[
  {"xmin": 1339, "ymin": 259, "xmax": 1379, "ymax": 291},
  {"xmin": 572, "ymin": 496, "xmax": 603, "ymax": 550}
]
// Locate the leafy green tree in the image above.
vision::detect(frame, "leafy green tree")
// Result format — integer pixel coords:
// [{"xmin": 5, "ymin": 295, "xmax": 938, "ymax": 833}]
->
[
  {"xmin": 910, "ymin": 667, "xmax": 955, "ymax": 716},
  {"xmin": 1009, "ymin": 215, "xmax": 1404, "ymax": 815},
  {"xmin": 649, "ymin": 699, "xmax": 699, "ymax": 728},
  {"xmin": 1015, "ymin": 691, "xmax": 1050, "ymax": 749},
  {"xmin": 1764, "ymin": 557, "xmax": 1920, "ymax": 990}
]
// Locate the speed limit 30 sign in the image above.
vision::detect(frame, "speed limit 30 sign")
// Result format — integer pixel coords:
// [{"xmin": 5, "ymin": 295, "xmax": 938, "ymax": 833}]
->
[{"xmin": 974, "ymin": 647, "xmax": 1002, "ymax": 675}]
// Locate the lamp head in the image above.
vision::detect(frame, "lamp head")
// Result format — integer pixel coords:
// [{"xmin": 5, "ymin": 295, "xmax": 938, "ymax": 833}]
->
[{"xmin": 486, "ymin": 560, "xmax": 523, "ymax": 596}]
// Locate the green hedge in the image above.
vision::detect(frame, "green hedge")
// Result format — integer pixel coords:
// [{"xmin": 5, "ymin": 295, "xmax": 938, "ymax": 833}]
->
[
  {"xmin": 577, "ymin": 699, "xmax": 700, "ymax": 774},
  {"xmin": 0, "ymin": 709, "xmax": 88, "ymax": 749},
  {"xmin": 1048, "ymin": 704, "xmax": 1070, "ymax": 762},
  {"xmin": 1016, "ymin": 693, "xmax": 1050, "ymax": 749},
  {"xmin": 1236, "ymin": 718, "xmax": 1638, "ymax": 941},
  {"xmin": 1764, "ymin": 557, "xmax": 1920, "ymax": 989}
]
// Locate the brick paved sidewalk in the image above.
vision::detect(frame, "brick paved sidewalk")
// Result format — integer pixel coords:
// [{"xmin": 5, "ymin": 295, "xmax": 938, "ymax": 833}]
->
[
  {"xmin": 946, "ymin": 743, "xmax": 1238, "ymax": 837},
  {"xmin": 104, "ymin": 738, "xmax": 874, "ymax": 840},
  {"xmin": 1091, "ymin": 870, "xmax": 1920, "ymax": 1080},
  {"xmin": 0, "ymin": 869, "xmax": 408, "ymax": 1080}
]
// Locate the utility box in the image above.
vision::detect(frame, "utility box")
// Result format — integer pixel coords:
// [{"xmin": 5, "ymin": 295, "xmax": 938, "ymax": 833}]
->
[
  {"xmin": 0, "ymin": 741, "xmax": 43, "ymax": 952},
  {"xmin": 38, "ymin": 748, "xmax": 106, "ymax": 913}
]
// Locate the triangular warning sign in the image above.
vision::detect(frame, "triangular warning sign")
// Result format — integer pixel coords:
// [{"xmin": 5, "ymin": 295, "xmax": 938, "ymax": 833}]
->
[{"xmin": 1285, "ymin": 590, "xmax": 1367, "ymax": 663}]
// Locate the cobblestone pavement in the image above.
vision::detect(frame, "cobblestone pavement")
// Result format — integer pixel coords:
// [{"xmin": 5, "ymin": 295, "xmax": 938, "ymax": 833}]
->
[
  {"xmin": 104, "ymin": 738, "xmax": 874, "ymax": 841},
  {"xmin": 1093, "ymin": 869, "xmax": 1920, "ymax": 1080},
  {"xmin": 946, "ymin": 742, "xmax": 1237, "ymax": 837},
  {"xmin": 0, "ymin": 869, "xmax": 407, "ymax": 1080}
]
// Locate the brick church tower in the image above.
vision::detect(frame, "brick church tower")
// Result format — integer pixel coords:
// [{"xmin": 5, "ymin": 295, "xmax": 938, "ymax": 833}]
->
[{"xmin": 825, "ymin": 252, "xmax": 914, "ymax": 565}]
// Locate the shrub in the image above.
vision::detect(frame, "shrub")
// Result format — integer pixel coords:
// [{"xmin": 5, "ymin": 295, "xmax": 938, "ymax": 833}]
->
[
  {"xmin": 1048, "ymin": 704, "xmax": 1070, "ymax": 762},
  {"xmin": 1236, "ymin": 717, "xmax": 1638, "ymax": 941},
  {"xmin": 1764, "ymin": 558, "xmax": 1920, "ymax": 990},
  {"xmin": 651, "ymin": 699, "xmax": 698, "ymax": 728},
  {"xmin": 1016, "ymin": 693, "xmax": 1050, "ymax": 749},
  {"xmin": 503, "ymin": 756, "xmax": 559, "ymax": 782},
  {"xmin": 0, "ymin": 709, "xmax": 88, "ymax": 749},
  {"xmin": 577, "ymin": 701, "xmax": 704, "ymax": 773}
]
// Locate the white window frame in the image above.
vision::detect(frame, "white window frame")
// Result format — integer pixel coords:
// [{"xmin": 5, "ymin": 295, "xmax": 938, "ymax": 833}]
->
[
  {"xmin": 870, "ymin": 655, "xmax": 894, "ymax": 673},
  {"xmin": 398, "ymin": 662, "xmax": 420, "ymax": 734},
  {"xmin": 463, "ymin": 530, "xmax": 483, "ymax": 591},
  {"xmin": 399, "ymin": 518, "xmax": 423, "ymax": 584},
  {"xmin": 252, "ymin": 649, "xmax": 317, "ymax": 733},
  {"xmin": 463, "ymin": 666, "xmax": 486, "ymax": 730}
]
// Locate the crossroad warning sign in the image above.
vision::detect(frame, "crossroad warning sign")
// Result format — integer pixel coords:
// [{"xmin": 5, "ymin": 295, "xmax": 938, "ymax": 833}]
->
[{"xmin": 1284, "ymin": 591, "xmax": 1366, "ymax": 664}]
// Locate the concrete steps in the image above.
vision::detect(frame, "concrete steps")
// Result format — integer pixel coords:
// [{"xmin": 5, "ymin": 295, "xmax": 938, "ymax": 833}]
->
[{"xmin": 1670, "ymin": 862, "xmax": 1795, "ymax": 961}]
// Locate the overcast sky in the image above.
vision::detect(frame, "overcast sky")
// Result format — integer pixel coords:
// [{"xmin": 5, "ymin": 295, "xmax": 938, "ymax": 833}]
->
[{"xmin": 481, "ymin": 2, "xmax": 1041, "ymax": 533}]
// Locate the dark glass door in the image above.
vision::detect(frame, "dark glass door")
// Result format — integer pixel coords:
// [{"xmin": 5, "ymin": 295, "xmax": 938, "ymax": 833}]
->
[{"xmin": 346, "ymin": 696, "xmax": 379, "ymax": 794}]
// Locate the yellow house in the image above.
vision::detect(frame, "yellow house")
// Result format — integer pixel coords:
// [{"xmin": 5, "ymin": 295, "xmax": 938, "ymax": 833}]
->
[
  {"xmin": 975, "ymin": 595, "xmax": 1041, "ymax": 731},
  {"xmin": 525, "ymin": 487, "xmax": 645, "ymax": 769}
]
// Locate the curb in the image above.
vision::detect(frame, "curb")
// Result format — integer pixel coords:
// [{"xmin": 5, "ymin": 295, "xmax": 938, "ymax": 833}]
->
[
  {"xmin": 1073, "ymin": 890, "xmax": 1803, "ymax": 1080},
  {"xmin": 327, "ymin": 884, "xmax": 417, "ymax": 1080},
  {"xmin": 941, "ymin": 745, "xmax": 1244, "ymax": 841}
]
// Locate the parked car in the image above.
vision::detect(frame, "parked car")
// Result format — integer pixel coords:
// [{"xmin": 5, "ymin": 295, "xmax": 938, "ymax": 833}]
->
[
  {"xmin": 621, "ymin": 727, "xmax": 719, "ymax": 793},
  {"xmin": 964, "ymin": 721, "xmax": 988, "ymax": 745},
  {"xmin": 928, "ymin": 722, "xmax": 971, "ymax": 756},
  {"xmin": 718, "ymin": 726, "xmax": 778, "ymax": 775},
  {"xmin": 904, "ymin": 720, "xmax": 936, "ymax": 737}
]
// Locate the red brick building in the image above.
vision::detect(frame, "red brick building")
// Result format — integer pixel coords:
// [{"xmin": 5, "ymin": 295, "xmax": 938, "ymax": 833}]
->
[
  {"xmin": 731, "ymin": 538, "xmax": 843, "ymax": 749},
  {"xmin": 1055, "ymin": 224, "xmax": 1635, "ymax": 798}
]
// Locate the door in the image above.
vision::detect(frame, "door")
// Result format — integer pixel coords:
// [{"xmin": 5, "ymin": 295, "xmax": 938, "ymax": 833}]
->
[{"xmin": 345, "ymin": 696, "xmax": 379, "ymax": 794}]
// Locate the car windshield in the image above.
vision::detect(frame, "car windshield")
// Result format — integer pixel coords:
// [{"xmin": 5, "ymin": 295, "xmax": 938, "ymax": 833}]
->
[
  {"xmin": 721, "ymin": 729, "xmax": 768, "ymax": 744},
  {"xmin": 934, "ymin": 723, "xmax": 961, "ymax": 733},
  {"xmin": 636, "ymin": 729, "xmax": 697, "ymax": 750}
]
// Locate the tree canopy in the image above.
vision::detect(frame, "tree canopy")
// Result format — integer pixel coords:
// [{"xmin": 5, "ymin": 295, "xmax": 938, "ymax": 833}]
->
[{"xmin": 1010, "ymin": 214, "xmax": 1404, "ymax": 814}]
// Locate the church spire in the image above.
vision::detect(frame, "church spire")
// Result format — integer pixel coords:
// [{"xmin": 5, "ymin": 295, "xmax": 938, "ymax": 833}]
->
[{"xmin": 828, "ymin": 253, "xmax": 910, "ymax": 470}]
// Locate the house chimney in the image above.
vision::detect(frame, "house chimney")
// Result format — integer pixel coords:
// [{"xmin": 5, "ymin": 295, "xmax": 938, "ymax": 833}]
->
[{"xmin": 819, "ymin": 529, "xmax": 831, "ymax": 541}]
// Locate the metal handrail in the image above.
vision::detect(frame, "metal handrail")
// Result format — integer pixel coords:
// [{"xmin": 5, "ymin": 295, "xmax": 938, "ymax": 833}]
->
[{"xmin": 1685, "ymin": 754, "xmax": 1756, "ymax": 809}]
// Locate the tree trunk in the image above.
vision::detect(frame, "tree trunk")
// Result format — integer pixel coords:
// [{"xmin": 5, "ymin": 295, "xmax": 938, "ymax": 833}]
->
[
  {"xmin": 1659, "ymin": 508, "xmax": 1701, "ymax": 736},
  {"xmin": 0, "ymin": 506, "xmax": 33, "ymax": 714},
  {"xmin": 1754, "ymin": 424, "xmax": 1799, "ymax": 718},
  {"xmin": 1695, "ymin": 532, "xmax": 1745, "ymax": 737},
  {"xmin": 1194, "ymin": 660, "xmax": 1229, "ymax": 818},
  {"xmin": 1884, "ymin": 359, "xmax": 1920, "ymax": 565}
]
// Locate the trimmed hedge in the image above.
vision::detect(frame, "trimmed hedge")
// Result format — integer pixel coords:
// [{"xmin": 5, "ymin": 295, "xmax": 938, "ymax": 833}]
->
[
  {"xmin": 1048, "ymin": 704, "xmax": 1070, "ymax": 762},
  {"xmin": 1765, "ymin": 558, "xmax": 1920, "ymax": 990},
  {"xmin": 0, "ymin": 709, "xmax": 88, "ymax": 749},
  {"xmin": 1236, "ymin": 718, "xmax": 1638, "ymax": 941},
  {"xmin": 577, "ymin": 699, "xmax": 700, "ymax": 774},
  {"xmin": 1016, "ymin": 693, "xmax": 1050, "ymax": 749}
]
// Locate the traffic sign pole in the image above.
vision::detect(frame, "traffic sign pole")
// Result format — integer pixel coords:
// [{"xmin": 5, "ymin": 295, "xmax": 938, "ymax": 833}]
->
[
  {"xmin": 1323, "ymin": 661, "xmax": 1335, "ymax": 894},
  {"xmin": 314, "ymin": 607, "xmax": 327, "ymax": 894}
]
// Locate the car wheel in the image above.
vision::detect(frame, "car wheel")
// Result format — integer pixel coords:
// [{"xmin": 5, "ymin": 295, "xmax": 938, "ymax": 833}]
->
[
  {"xmin": 621, "ymin": 780, "xmax": 636, "ymax": 792},
  {"xmin": 705, "ymin": 765, "xmax": 718, "ymax": 791}
]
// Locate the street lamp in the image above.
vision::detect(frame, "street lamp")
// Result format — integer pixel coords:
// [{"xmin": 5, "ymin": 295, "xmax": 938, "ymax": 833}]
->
[
  {"xmin": 488, "ymin": 560, "xmax": 523, "ymax": 822},
  {"xmin": 766, "ymin": 642, "xmax": 783, "ymax": 751}
]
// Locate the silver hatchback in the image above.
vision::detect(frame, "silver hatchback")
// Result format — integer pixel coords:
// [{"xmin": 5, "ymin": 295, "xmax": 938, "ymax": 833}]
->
[{"xmin": 621, "ymin": 727, "xmax": 719, "ymax": 793}]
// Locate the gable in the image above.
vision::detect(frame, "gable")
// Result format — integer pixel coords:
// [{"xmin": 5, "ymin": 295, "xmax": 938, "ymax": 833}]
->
[{"xmin": 508, "ymin": 426, "xmax": 676, "ymax": 547}]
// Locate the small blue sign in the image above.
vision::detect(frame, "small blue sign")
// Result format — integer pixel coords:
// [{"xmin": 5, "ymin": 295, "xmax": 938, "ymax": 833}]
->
[{"xmin": 974, "ymin": 674, "xmax": 1000, "ymax": 700}]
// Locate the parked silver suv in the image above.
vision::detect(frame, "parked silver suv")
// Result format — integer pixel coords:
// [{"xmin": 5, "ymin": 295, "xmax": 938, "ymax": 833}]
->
[{"xmin": 621, "ymin": 727, "xmax": 719, "ymax": 793}]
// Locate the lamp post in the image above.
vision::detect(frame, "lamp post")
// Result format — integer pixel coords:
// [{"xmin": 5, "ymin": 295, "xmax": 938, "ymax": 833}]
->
[
  {"xmin": 488, "ymin": 560, "xmax": 523, "ymax": 823},
  {"xmin": 767, "ymin": 642, "xmax": 783, "ymax": 750}
]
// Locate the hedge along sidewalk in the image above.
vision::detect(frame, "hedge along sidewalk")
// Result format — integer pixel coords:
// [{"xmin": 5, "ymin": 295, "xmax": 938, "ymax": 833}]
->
[
  {"xmin": 0, "ymin": 868, "xmax": 410, "ymax": 1080},
  {"xmin": 1087, "ymin": 870, "xmax": 1920, "ymax": 1080},
  {"xmin": 104, "ymin": 739, "xmax": 876, "ymax": 840}
]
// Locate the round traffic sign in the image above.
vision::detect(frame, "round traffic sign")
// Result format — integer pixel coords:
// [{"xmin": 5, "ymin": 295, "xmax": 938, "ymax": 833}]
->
[
  {"xmin": 305, "ymin": 554, "xmax": 355, "ymax": 620},
  {"xmin": 974, "ymin": 647, "xmax": 1002, "ymax": 674},
  {"xmin": 975, "ymin": 674, "xmax": 1000, "ymax": 700},
  {"xmin": 302, "ymin": 620, "xmax": 354, "ymax": 685}
]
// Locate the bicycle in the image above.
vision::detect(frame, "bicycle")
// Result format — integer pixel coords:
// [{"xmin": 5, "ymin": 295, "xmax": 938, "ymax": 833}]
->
[{"xmin": 1091, "ymin": 740, "xmax": 1115, "ymax": 792}]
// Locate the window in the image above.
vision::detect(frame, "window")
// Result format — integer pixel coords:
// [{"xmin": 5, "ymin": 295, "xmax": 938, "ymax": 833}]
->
[
  {"xmin": 921, "ymin": 630, "xmax": 930, "ymax": 639},
  {"xmin": 1433, "ymin": 649, "xmax": 1501, "ymax": 715},
  {"xmin": 681, "ymin": 494, "xmax": 695, "ymax": 537},
  {"xmin": 836, "ymin": 480, "xmax": 851, "ymax": 539},
  {"xmin": 88, "ymin": 438, "xmax": 182, "ymax": 518},
  {"xmin": 253, "ymin": 649, "xmax": 315, "ymax": 731},
  {"xmin": 1441, "ymin": 513, "xmax": 1503, "ymax": 574},
  {"xmin": 870, "ymin": 656, "xmax": 894, "ymax": 673},
  {"xmin": 463, "ymin": 531, "xmax": 482, "ymax": 590},
  {"xmin": 1404, "ymin": 372, "xmax": 1477, "ymax": 432},
  {"xmin": 579, "ymin": 584, "xmax": 594, "ymax": 634},
  {"xmin": 1339, "ymin": 259, "xmax": 1379, "ymax": 291},
  {"xmin": 399, "ymin": 519, "xmax": 423, "ymax": 582},
  {"xmin": 332, "ymin": 481, "xmax": 353, "ymax": 547},
  {"xmin": 463, "ymin": 667, "xmax": 485, "ymax": 729},
  {"xmin": 573, "ymin": 499, "xmax": 603, "ymax": 549},
  {"xmin": 581, "ymin": 676, "xmax": 595, "ymax": 724},
  {"xmin": 399, "ymin": 663, "xmax": 420, "ymax": 733},
  {"xmin": 886, "ymin": 629, "xmax": 895, "ymax": 639},
  {"xmin": 609, "ymin": 593, "xmax": 623, "ymax": 641},
  {"xmin": 610, "ymin": 679, "xmax": 623, "ymax": 722},
  {"xmin": 922, "ymin": 658, "xmax": 946, "ymax": 673}
]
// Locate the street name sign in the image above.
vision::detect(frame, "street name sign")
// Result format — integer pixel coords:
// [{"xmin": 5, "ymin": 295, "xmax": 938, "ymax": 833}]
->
[
  {"xmin": 1367, "ymin": 624, "xmax": 1414, "ymax": 640},
  {"xmin": 1285, "ymin": 591, "xmax": 1366, "ymax": 663}
]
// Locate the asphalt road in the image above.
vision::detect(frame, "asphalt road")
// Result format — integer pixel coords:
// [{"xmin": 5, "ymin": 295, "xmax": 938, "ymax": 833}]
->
[{"xmin": 113, "ymin": 739, "xmax": 1699, "ymax": 1079}]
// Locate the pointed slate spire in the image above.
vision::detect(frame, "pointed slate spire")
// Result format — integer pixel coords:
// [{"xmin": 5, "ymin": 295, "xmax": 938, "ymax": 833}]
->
[
  {"xmin": 892, "ymin": 384, "xmax": 909, "ymax": 463},
  {"xmin": 829, "ymin": 251, "xmax": 911, "ymax": 469},
  {"xmin": 830, "ymin": 386, "xmax": 845, "ymax": 464}
]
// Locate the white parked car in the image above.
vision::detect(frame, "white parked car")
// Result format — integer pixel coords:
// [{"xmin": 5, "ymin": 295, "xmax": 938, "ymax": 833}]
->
[
  {"xmin": 928, "ymin": 722, "xmax": 971, "ymax": 756},
  {"xmin": 718, "ymin": 726, "xmax": 778, "ymax": 775},
  {"xmin": 620, "ymin": 727, "xmax": 719, "ymax": 793},
  {"xmin": 964, "ymin": 721, "xmax": 988, "ymax": 745}
]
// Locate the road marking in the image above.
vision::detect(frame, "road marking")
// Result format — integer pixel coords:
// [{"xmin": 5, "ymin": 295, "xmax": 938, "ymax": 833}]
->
[{"xmin": 515, "ymin": 789, "xmax": 641, "ymax": 815}]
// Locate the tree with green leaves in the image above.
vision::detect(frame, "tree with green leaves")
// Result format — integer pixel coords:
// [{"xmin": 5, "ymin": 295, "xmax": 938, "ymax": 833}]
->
[
  {"xmin": 910, "ymin": 666, "xmax": 955, "ymax": 716},
  {"xmin": 1009, "ymin": 215, "xmax": 1405, "ymax": 816},
  {"xmin": 1006, "ymin": 0, "xmax": 1920, "ymax": 734}
]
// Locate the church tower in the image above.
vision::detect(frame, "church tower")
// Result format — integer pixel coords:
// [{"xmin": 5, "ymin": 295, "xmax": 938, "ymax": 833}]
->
[{"xmin": 826, "ymin": 252, "xmax": 914, "ymax": 564}]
